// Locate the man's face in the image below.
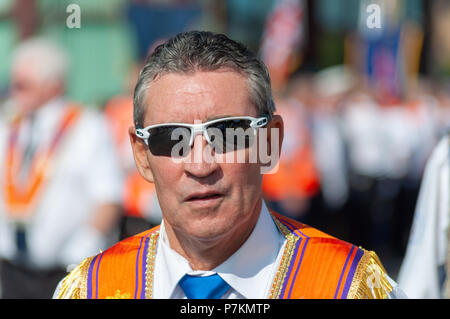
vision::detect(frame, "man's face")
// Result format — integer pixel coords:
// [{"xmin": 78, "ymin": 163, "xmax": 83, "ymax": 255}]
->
[
  {"xmin": 130, "ymin": 70, "xmax": 278, "ymax": 242},
  {"xmin": 11, "ymin": 60, "xmax": 61, "ymax": 113}
]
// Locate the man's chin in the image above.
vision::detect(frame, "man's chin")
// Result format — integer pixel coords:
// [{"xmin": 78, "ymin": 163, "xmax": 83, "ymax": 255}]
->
[
  {"xmin": 179, "ymin": 213, "xmax": 236, "ymax": 240},
  {"xmin": 185, "ymin": 225, "xmax": 233, "ymax": 243}
]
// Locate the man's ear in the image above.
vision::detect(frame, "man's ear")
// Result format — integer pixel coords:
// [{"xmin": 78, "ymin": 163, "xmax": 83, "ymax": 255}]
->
[
  {"xmin": 257, "ymin": 114, "xmax": 283, "ymax": 174},
  {"xmin": 128, "ymin": 126, "xmax": 154, "ymax": 183},
  {"xmin": 266, "ymin": 114, "xmax": 284, "ymax": 158}
]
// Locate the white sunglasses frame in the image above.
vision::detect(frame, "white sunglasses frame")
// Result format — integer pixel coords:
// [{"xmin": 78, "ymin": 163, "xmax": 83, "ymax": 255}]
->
[{"xmin": 135, "ymin": 115, "xmax": 269, "ymax": 147}]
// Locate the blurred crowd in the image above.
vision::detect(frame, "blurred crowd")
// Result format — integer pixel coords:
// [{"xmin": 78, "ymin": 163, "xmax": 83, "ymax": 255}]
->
[{"xmin": 0, "ymin": 0, "xmax": 449, "ymax": 298}]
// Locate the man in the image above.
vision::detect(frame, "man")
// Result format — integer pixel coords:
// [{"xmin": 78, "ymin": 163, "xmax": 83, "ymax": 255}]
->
[
  {"xmin": 397, "ymin": 133, "xmax": 449, "ymax": 298},
  {"xmin": 55, "ymin": 31, "xmax": 405, "ymax": 299},
  {"xmin": 0, "ymin": 37, "xmax": 123, "ymax": 298}
]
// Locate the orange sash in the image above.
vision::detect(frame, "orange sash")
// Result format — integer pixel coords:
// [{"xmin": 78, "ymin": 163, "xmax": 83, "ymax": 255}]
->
[
  {"xmin": 3, "ymin": 105, "xmax": 81, "ymax": 220},
  {"xmin": 269, "ymin": 211, "xmax": 366, "ymax": 298},
  {"xmin": 262, "ymin": 146, "xmax": 320, "ymax": 200},
  {"xmin": 57, "ymin": 211, "xmax": 391, "ymax": 299}
]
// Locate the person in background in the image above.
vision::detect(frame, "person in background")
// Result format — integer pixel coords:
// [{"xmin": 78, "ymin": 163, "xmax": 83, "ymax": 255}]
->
[
  {"xmin": 0, "ymin": 37, "xmax": 123, "ymax": 298},
  {"xmin": 397, "ymin": 133, "xmax": 449, "ymax": 298},
  {"xmin": 103, "ymin": 39, "xmax": 165, "ymax": 239},
  {"xmin": 103, "ymin": 94, "xmax": 162, "ymax": 238},
  {"xmin": 262, "ymin": 87, "xmax": 320, "ymax": 221}
]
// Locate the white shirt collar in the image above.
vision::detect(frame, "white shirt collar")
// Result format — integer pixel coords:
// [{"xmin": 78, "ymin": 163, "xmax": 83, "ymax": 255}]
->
[
  {"xmin": 32, "ymin": 97, "xmax": 66, "ymax": 130},
  {"xmin": 153, "ymin": 201, "xmax": 285, "ymax": 299}
]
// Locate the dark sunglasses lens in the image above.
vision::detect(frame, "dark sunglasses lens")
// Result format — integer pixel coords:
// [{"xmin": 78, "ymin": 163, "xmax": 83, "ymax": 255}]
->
[
  {"xmin": 148, "ymin": 126, "xmax": 191, "ymax": 156},
  {"xmin": 207, "ymin": 119, "xmax": 254, "ymax": 153}
]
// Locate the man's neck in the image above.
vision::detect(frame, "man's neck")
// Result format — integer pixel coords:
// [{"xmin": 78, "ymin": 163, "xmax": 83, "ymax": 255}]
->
[{"xmin": 163, "ymin": 200, "xmax": 262, "ymax": 271}]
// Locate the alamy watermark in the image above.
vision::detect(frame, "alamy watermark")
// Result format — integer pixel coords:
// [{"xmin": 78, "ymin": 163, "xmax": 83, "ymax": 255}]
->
[
  {"xmin": 66, "ymin": 4, "xmax": 81, "ymax": 29},
  {"xmin": 366, "ymin": 3, "xmax": 382, "ymax": 29},
  {"xmin": 366, "ymin": 263, "xmax": 385, "ymax": 290},
  {"xmin": 167, "ymin": 125, "xmax": 280, "ymax": 175}
]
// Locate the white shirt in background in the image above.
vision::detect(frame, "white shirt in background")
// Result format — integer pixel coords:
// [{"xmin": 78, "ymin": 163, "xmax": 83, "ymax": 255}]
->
[
  {"xmin": 398, "ymin": 135, "xmax": 450, "ymax": 298},
  {"xmin": 0, "ymin": 98, "xmax": 124, "ymax": 270}
]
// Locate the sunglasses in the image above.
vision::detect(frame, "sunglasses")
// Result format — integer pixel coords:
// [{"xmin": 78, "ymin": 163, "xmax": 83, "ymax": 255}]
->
[{"xmin": 135, "ymin": 116, "xmax": 269, "ymax": 157}]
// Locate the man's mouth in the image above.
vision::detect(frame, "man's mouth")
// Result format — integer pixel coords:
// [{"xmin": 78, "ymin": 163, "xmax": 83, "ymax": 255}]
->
[{"xmin": 185, "ymin": 192, "xmax": 223, "ymax": 202}]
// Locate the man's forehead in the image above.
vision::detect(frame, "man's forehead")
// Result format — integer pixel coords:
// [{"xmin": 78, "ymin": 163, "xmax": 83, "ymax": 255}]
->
[
  {"xmin": 148, "ymin": 69, "xmax": 247, "ymax": 96},
  {"xmin": 143, "ymin": 70, "xmax": 256, "ymax": 124}
]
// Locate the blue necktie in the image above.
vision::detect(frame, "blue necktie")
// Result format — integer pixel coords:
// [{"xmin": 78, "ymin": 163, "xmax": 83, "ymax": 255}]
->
[{"xmin": 179, "ymin": 273, "xmax": 230, "ymax": 299}]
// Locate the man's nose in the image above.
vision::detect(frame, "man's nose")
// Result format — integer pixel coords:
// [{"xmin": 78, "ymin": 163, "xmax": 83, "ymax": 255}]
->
[{"xmin": 183, "ymin": 134, "xmax": 219, "ymax": 178}]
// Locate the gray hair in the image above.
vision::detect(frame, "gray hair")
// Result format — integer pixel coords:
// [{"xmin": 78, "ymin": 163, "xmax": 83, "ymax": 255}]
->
[
  {"xmin": 12, "ymin": 37, "xmax": 69, "ymax": 83},
  {"xmin": 133, "ymin": 31, "xmax": 275, "ymax": 128}
]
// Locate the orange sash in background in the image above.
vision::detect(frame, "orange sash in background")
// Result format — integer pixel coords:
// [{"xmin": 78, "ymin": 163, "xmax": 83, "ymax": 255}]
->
[{"xmin": 3, "ymin": 105, "xmax": 81, "ymax": 220}]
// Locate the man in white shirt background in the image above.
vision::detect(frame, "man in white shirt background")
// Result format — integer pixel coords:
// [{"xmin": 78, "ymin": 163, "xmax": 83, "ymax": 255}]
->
[
  {"xmin": 0, "ymin": 37, "xmax": 124, "ymax": 298},
  {"xmin": 397, "ymin": 133, "xmax": 449, "ymax": 298}
]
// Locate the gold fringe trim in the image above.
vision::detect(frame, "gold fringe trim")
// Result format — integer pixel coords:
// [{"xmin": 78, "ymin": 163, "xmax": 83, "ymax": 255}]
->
[
  {"xmin": 347, "ymin": 250, "xmax": 393, "ymax": 299},
  {"xmin": 106, "ymin": 290, "xmax": 131, "ymax": 299},
  {"xmin": 268, "ymin": 217, "xmax": 300, "ymax": 299},
  {"xmin": 144, "ymin": 230, "xmax": 160, "ymax": 299},
  {"xmin": 55, "ymin": 256, "xmax": 93, "ymax": 299}
]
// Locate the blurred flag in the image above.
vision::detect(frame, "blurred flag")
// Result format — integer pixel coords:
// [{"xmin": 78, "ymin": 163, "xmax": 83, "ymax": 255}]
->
[
  {"xmin": 366, "ymin": 27, "xmax": 405, "ymax": 104},
  {"xmin": 356, "ymin": 0, "xmax": 423, "ymax": 105},
  {"xmin": 357, "ymin": 0, "xmax": 405, "ymax": 104},
  {"xmin": 259, "ymin": 0, "xmax": 306, "ymax": 90}
]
